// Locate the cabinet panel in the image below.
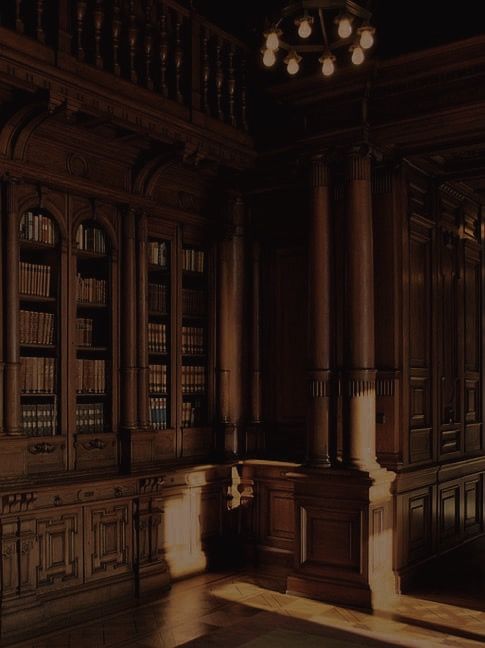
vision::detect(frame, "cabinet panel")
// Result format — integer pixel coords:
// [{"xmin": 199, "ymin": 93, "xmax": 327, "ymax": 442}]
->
[
  {"xmin": 37, "ymin": 509, "xmax": 82, "ymax": 590},
  {"xmin": 84, "ymin": 502, "xmax": 132, "ymax": 582}
]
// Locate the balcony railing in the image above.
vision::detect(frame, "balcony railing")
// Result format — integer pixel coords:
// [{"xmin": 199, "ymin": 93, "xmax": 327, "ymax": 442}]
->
[{"xmin": 0, "ymin": 0, "xmax": 249, "ymax": 132}]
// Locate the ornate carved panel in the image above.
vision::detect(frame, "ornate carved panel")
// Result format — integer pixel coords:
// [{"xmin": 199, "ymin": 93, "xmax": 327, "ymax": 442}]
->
[
  {"xmin": 0, "ymin": 521, "xmax": 19, "ymax": 600},
  {"xmin": 84, "ymin": 503, "xmax": 131, "ymax": 581},
  {"xmin": 300, "ymin": 506, "xmax": 361, "ymax": 574},
  {"xmin": 37, "ymin": 510, "xmax": 81, "ymax": 589},
  {"xmin": 464, "ymin": 477, "xmax": 482, "ymax": 537}
]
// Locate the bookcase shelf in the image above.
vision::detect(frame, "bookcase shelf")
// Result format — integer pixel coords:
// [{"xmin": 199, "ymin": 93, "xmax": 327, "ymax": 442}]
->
[
  {"xmin": 181, "ymin": 246, "xmax": 209, "ymax": 430},
  {"xmin": 75, "ymin": 221, "xmax": 112, "ymax": 435},
  {"xmin": 18, "ymin": 210, "xmax": 60, "ymax": 437},
  {"xmin": 147, "ymin": 238, "xmax": 171, "ymax": 432}
]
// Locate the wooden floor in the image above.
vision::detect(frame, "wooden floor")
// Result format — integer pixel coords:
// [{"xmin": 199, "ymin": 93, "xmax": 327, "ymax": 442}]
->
[{"xmin": 5, "ymin": 537, "xmax": 485, "ymax": 648}]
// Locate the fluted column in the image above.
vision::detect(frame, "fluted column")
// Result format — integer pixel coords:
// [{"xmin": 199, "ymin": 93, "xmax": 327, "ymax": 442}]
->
[
  {"xmin": 136, "ymin": 211, "xmax": 149, "ymax": 430},
  {"xmin": 120, "ymin": 207, "xmax": 137, "ymax": 433},
  {"xmin": 308, "ymin": 155, "xmax": 332, "ymax": 466},
  {"xmin": 345, "ymin": 147, "xmax": 379, "ymax": 470},
  {"xmin": 5, "ymin": 183, "xmax": 21, "ymax": 435},
  {"xmin": 218, "ymin": 195, "xmax": 245, "ymax": 458}
]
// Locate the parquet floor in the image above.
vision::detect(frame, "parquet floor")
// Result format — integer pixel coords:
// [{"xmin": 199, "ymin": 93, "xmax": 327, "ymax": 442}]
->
[{"xmin": 6, "ymin": 538, "xmax": 485, "ymax": 648}]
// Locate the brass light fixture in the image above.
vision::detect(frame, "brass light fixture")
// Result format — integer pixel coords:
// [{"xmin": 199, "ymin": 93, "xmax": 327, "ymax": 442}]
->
[{"xmin": 261, "ymin": 0, "xmax": 376, "ymax": 77}]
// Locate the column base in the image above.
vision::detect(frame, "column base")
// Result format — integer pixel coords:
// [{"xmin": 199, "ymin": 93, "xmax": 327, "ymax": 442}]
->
[{"xmin": 285, "ymin": 464, "xmax": 397, "ymax": 611}]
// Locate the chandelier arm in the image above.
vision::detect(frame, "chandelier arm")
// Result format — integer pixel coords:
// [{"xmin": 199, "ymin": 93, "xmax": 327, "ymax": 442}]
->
[{"xmin": 318, "ymin": 8, "xmax": 329, "ymax": 49}]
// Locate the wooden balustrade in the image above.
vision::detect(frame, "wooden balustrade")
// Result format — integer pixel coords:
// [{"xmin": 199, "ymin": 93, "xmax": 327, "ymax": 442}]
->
[{"xmin": 0, "ymin": 0, "xmax": 250, "ymax": 132}]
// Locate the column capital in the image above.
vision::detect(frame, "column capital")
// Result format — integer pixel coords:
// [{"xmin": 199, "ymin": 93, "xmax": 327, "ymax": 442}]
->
[{"xmin": 311, "ymin": 154, "xmax": 330, "ymax": 188}]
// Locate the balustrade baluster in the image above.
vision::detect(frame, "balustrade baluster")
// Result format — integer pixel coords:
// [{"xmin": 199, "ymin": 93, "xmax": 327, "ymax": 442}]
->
[
  {"xmin": 228, "ymin": 43, "xmax": 236, "ymax": 127},
  {"xmin": 112, "ymin": 0, "xmax": 121, "ymax": 76},
  {"xmin": 36, "ymin": 0, "xmax": 45, "ymax": 43},
  {"xmin": 128, "ymin": 0, "xmax": 138, "ymax": 83},
  {"xmin": 201, "ymin": 26, "xmax": 210, "ymax": 114},
  {"xmin": 174, "ymin": 13, "xmax": 184, "ymax": 103},
  {"xmin": 241, "ymin": 53, "xmax": 248, "ymax": 131},
  {"xmin": 76, "ymin": 1, "xmax": 87, "ymax": 61},
  {"xmin": 159, "ymin": 2, "xmax": 169, "ymax": 98},
  {"xmin": 144, "ymin": 0, "xmax": 154, "ymax": 89},
  {"xmin": 94, "ymin": 0, "xmax": 104, "ymax": 68},
  {"xmin": 215, "ymin": 36, "xmax": 224, "ymax": 121},
  {"xmin": 15, "ymin": 0, "xmax": 24, "ymax": 33}
]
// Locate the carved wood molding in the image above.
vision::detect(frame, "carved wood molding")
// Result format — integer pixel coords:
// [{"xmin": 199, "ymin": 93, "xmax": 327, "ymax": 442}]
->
[
  {"xmin": 2, "ymin": 492, "xmax": 37, "ymax": 514},
  {"xmin": 309, "ymin": 370, "xmax": 332, "ymax": 398},
  {"xmin": 28, "ymin": 442, "xmax": 57, "ymax": 454},
  {"xmin": 345, "ymin": 369, "xmax": 377, "ymax": 398},
  {"xmin": 311, "ymin": 155, "xmax": 330, "ymax": 188}
]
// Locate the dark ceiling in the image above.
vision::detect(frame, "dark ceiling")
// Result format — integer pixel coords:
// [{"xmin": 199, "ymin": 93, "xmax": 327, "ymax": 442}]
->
[{"xmin": 195, "ymin": 0, "xmax": 484, "ymax": 59}]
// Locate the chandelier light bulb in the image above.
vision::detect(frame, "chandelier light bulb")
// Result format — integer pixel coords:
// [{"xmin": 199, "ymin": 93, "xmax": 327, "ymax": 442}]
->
[
  {"xmin": 338, "ymin": 15, "xmax": 353, "ymax": 39},
  {"xmin": 351, "ymin": 45, "xmax": 365, "ymax": 65},
  {"xmin": 321, "ymin": 55, "xmax": 335, "ymax": 77},
  {"xmin": 359, "ymin": 25, "xmax": 375, "ymax": 49},
  {"xmin": 265, "ymin": 30, "xmax": 280, "ymax": 52},
  {"xmin": 285, "ymin": 50, "xmax": 301, "ymax": 75},
  {"xmin": 297, "ymin": 17, "xmax": 312, "ymax": 39},
  {"xmin": 262, "ymin": 48, "xmax": 276, "ymax": 67}
]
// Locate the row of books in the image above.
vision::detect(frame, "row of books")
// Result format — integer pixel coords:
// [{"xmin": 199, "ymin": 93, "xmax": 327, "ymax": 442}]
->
[
  {"xmin": 149, "ymin": 364, "xmax": 168, "ymax": 393},
  {"xmin": 76, "ymin": 359, "xmax": 106, "ymax": 393},
  {"xmin": 21, "ymin": 357, "xmax": 55, "ymax": 393},
  {"xmin": 22, "ymin": 403, "xmax": 58, "ymax": 436},
  {"xmin": 181, "ymin": 400, "xmax": 204, "ymax": 428},
  {"xmin": 76, "ymin": 317, "xmax": 94, "ymax": 347},
  {"xmin": 148, "ymin": 241, "xmax": 168, "ymax": 267},
  {"xmin": 76, "ymin": 224, "xmax": 106, "ymax": 254},
  {"xmin": 182, "ymin": 289, "xmax": 206, "ymax": 316},
  {"xmin": 76, "ymin": 403, "xmax": 105, "ymax": 433},
  {"xmin": 19, "ymin": 262, "xmax": 52, "ymax": 297},
  {"xmin": 148, "ymin": 323, "xmax": 167, "ymax": 353},
  {"xmin": 182, "ymin": 326, "xmax": 204, "ymax": 355},
  {"xmin": 20, "ymin": 310, "xmax": 55, "ymax": 345},
  {"xmin": 76, "ymin": 274, "xmax": 107, "ymax": 304},
  {"xmin": 182, "ymin": 248, "xmax": 205, "ymax": 273},
  {"xmin": 181, "ymin": 366, "xmax": 206, "ymax": 393},
  {"xmin": 20, "ymin": 212, "xmax": 56, "ymax": 245},
  {"xmin": 148, "ymin": 283, "xmax": 168, "ymax": 313},
  {"xmin": 149, "ymin": 397, "xmax": 168, "ymax": 430}
]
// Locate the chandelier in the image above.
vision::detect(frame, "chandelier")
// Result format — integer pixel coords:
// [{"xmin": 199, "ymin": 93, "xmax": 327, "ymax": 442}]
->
[{"xmin": 262, "ymin": 0, "xmax": 375, "ymax": 77}]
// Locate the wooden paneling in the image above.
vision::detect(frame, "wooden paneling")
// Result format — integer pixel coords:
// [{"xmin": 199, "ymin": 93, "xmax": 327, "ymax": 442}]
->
[
  {"xmin": 84, "ymin": 502, "xmax": 132, "ymax": 581},
  {"xmin": 37, "ymin": 509, "xmax": 82, "ymax": 590}
]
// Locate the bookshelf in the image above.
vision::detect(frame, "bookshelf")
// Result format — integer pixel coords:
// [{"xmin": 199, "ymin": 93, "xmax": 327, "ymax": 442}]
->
[
  {"xmin": 181, "ymin": 246, "xmax": 209, "ymax": 429},
  {"xmin": 18, "ymin": 210, "xmax": 59, "ymax": 436},
  {"xmin": 74, "ymin": 221, "xmax": 111, "ymax": 434},
  {"xmin": 147, "ymin": 238, "xmax": 171, "ymax": 431}
]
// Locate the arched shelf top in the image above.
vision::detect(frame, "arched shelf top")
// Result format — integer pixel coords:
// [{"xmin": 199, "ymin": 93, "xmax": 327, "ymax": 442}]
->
[
  {"xmin": 72, "ymin": 211, "xmax": 118, "ymax": 256},
  {"xmin": 19, "ymin": 207, "xmax": 61, "ymax": 247}
]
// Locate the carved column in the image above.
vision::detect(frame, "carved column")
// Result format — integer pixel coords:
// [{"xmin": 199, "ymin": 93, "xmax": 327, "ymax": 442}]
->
[
  {"xmin": 5, "ymin": 183, "xmax": 21, "ymax": 435},
  {"xmin": 120, "ymin": 208, "xmax": 137, "ymax": 434},
  {"xmin": 345, "ymin": 147, "xmax": 379, "ymax": 470},
  {"xmin": 250, "ymin": 240, "xmax": 262, "ymax": 427},
  {"xmin": 308, "ymin": 155, "xmax": 332, "ymax": 466},
  {"xmin": 0, "ymin": 183, "xmax": 3, "ymax": 433},
  {"xmin": 137, "ymin": 211, "xmax": 149, "ymax": 430},
  {"xmin": 218, "ymin": 195, "xmax": 245, "ymax": 457}
]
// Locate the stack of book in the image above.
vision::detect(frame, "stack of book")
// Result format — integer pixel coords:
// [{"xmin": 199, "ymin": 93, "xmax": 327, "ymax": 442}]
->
[
  {"xmin": 181, "ymin": 366, "xmax": 205, "ymax": 394},
  {"xmin": 76, "ymin": 318, "xmax": 94, "ymax": 347},
  {"xmin": 76, "ymin": 275, "xmax": 107, "ymax": 303},
  {"xmin": 75, "ymin": 403, "xmax": 104, "ymax": 433},
  {"xmin": 76, "ymin": 359, "xmax": 106, "ymax": 393},
  {"xmin": 149, "ymin": 397, "xmax": 167, "ymax": 430},
  {"xmin": 148, "ymin": 323, "xmax": 167, "ymax": 353},
  {"xmin": 182, "ymin": 326, "xmax": 204, "ymax": 355},
  {"xmin": 148, "ymin": 241, "xmax": 168, "ymax": 267},
  {"xmin": 20, "ymin": 310, "xmax": 55, "ymax": 345},
  {"xmin": 182, "ymin": 289, "xmax": 206, "ymax": 316},
  {"xmin": 21, "ymin": 402, "xmax": 57, "ymax": 435},
  {"xmin": 148, "ymin": 283, "xmax": 168, "ymax": 312},
  {"xmin": 20, "ymin": 212, "xmax": 55, "ymax": 244},
  {"xmin": 19, "ymin": 262, "xmax": 51, "ymax": 296},
  {"xmin": 76, "ymin": 225, "xmax": 106, "ymax": 253},
  {"xmin": 182, "ymin": 248, "xmax": 205, "ymax": 273},
  {"xmin": 21, "ymin": 357, "xmax": 55, "ymax": 393},
  {"xmin": 149, "ymin": 364, "xmax": 167, "ymax": 393},
  {"xmin": 181, "ymin": 401, "xmax": 201, "ymax": 428}
]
